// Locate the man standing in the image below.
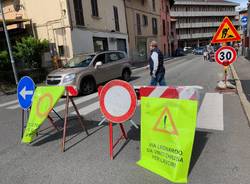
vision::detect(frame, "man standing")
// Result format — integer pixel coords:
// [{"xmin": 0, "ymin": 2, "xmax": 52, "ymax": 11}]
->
[{"xmin": 149, "ymin": 41, "xmax": 166, "ymax": 86}]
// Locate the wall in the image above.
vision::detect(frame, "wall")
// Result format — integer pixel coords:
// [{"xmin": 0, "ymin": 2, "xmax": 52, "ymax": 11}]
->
[
  {"xmin": 125, "ymin": 0, "xmax": 162, "ymax": 61},
  {"xmin": 68, "ymin": 0, "xmax": 128, "ymax": 56},
  {"xmin": 71, "ymin": 29, "xmax": 128, "ymax": 55},
  {"xmin": 22, "ymin": 0, "xmax": 74, "ymax": 59}
]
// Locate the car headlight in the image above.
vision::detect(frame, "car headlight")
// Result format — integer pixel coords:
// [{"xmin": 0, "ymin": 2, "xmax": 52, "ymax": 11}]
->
[{"xmin": 63, "ymin": 74, "xmax": 76, "ymax": 83}]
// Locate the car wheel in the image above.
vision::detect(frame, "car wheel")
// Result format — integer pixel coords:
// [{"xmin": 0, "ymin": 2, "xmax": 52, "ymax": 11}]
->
[
  {"xmin": 80, "ymin": 77, "xmax": 96, "ymax": 95},
  {"xmin": 122, "ymin": 69, "xmax": 131, "ymax": 82}
]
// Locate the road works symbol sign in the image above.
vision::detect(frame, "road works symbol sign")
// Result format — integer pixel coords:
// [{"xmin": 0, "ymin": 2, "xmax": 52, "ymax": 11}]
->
[
  {"xmin": 215, "ymin": 46, "xmax": 237, "ymax": 66},
  {"xmin": 211, "ymin": 17, "xmax": 241, "ymax": 43},
  {"xmin": 153, "ymin": 107, "xmax": 178, "ymax": 136},
  {"xmin": 17, "ymin": 76, "xmax": 35, "ymax": 110}
]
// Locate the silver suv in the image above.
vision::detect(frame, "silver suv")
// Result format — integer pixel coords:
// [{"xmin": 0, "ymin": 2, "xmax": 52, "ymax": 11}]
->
[{"xmin": 46, "ymin": 51, "xmax": 132, "ymax": 95}]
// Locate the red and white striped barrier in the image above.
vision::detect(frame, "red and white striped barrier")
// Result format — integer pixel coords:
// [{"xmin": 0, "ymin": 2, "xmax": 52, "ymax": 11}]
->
[
  {"xmin": 99, "ymin": 85, "xmax": 203, "ymax": 101},
  {"xmin": 66, "ymin": 86, "xmax": 78, "ymax": 96},
  {"xmin": 134, "ymin": 85, "xmax": 203, "ymax": 101}
]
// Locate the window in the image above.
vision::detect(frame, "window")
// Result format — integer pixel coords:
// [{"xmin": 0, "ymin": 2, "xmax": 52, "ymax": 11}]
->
[
  {"xmin": 91, "ymin": 0, "xmax": 99, "ymax": 17},
  {"xmin": 166, "ymin": 4, "xmax": 169, "ymax": 14},
  {"xmin": 152, "ymin": 0, "xmax": 156, "ymax": 11},
  {"xmin": 143, "ymin": 15, "xmax": 148, "ymax": 26},
  {"xmin": 73, "ymin": 0, "xmax": 84, "ymax": 26},
  {"xmin": 113, "ymin": 6, "xmax": 120, "ymax": 31},
  {"xmin": 152, "ymin": 18, "xmax": 158, "ymax": 35},
  {"xmin": 141, "ymin": 0, "xmax": 145, "ymax": 5},
  {"xmin": 163, "ymin": 20, "xmax": 166, "ymax": 35},
  {"xmin": 136, "ymin": 14, "xmax": 141, "ymax": 35},
  {"xmin": 107, "ymin": 53, "xmax": 119, "ymax": 63},
  {"xmin": 58, "ymin": 45, "xmax": 65, "ymax": 56},
  {"xmin": 118, "ymin": 52, "xmax": 126, "ymax": 59},
  {"xmin": 93, "ymin": 53, "xmax": 105, "ymax": 66},
  {"xmin": 93, "ymin": 37, "xmax": 108, "ymax": 52}
]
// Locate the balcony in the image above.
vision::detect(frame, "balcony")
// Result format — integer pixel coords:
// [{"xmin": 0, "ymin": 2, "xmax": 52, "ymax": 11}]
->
[
  {"xmin": 171, "ymin": 11, "xmax": 238, "ymax": 17},
  {"xmin": 176, "ymin": 21, "xmax": 240, "ymax": 29},
  {"xmin": 178, "ymin": 32, "xmax": 214, "ymax": 40}
]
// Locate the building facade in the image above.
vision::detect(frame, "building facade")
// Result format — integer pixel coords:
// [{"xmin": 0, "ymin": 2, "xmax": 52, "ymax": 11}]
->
[
  {"xmin": 239, "ymin": 9, "xmax": 248, "ymax": 57},
  {"xmin": 125, "ymin": 0, "xmax": 161, "ymax": 62},
  {"xmin": 171, "ymin": 0, "xmax": 239, "ymax": 48},
  {"xmin": 0, "ymin": 0, "xmax": 32, "ymax": 51},
  {"xmin": 1, "ymin": 0, "xmax": 128, "ymax": 61},
  {"xmin": 159, "ymin": 0, "xmax": 177, "ymax": 56}
]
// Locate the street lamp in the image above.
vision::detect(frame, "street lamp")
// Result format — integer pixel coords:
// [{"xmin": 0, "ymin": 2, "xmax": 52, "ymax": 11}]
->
[{"xmin": 0, "ymin": 0, "xmax": 18, "ymax": 85}]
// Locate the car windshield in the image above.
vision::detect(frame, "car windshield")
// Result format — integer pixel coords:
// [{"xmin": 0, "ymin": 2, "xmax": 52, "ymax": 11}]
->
[{"xmin": 64, "ymin": 55, "xmax": 95, "ymax": 68}]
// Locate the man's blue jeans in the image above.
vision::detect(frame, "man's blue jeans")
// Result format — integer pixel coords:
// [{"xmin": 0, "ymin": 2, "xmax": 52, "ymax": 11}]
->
[{"xmin": 150, "ymin": 72, "xmax": 166, "ymax": 86}]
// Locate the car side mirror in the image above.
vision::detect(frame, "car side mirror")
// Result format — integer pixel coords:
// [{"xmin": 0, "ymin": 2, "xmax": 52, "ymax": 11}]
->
[{"xmin": 95, "ymin": 61, "xmax": 103, "ymax": 69}]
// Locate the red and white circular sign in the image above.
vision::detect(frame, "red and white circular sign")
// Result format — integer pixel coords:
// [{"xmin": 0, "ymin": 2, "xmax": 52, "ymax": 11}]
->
[
  {"xmin": 99, "ymin": 80, "xmax": 137, "ymax": 123},
  {"xmin": 215, "ymin": 46, "xmax": 237, "ymax": 66}
]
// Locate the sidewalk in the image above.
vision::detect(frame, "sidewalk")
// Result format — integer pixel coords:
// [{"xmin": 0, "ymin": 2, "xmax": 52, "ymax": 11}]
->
[
  {"xmin": 231, "ymin": 56, "xmax": 250, "ymax": 125},
  {"xmin": 233, "ymin": 56, "xmax": 250, "ymax": 102}
]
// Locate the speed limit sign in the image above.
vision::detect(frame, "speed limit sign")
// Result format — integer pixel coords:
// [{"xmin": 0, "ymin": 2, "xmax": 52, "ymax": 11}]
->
[{"xmin": 215, "ymin": 46, "xmax": 237, "ymax": 66}]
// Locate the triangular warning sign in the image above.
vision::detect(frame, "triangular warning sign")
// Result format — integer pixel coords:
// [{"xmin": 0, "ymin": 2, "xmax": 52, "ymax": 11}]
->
[
  {"xmin": 153, "ymin": 107, "xmax": 178, "ymax": 135},
  {"xmin": 211, "ymin": 17, "xmax": 241, "ymax": 43}
]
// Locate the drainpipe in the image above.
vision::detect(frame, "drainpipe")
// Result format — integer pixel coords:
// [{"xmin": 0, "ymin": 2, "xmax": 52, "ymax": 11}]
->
[
  {"xmin": 123, "ymin": 0, "xmax": 130, "ymax": 58},
  {"xmin": 66, "ymin": 0, "xmax": 73, "ymax": 30}
]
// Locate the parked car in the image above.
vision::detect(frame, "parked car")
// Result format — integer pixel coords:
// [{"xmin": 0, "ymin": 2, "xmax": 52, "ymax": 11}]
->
[
  {"xmin": 175, "ymin": 48, "xmax": 185, "ymax": 57},
  {"xmin": 183, "ymin": 47, "xmax": 193, "ymax": 53},
  {"xmin": 46, "ymin": 51, "xmax": 132, "ymax": 95},
  {"xmin": 193, "ymin": 47, "xmax": 204, "ymax": 55}
]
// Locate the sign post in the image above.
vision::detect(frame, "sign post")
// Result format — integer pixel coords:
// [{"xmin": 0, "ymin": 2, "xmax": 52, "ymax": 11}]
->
[
  {"xmin": 211, "ymin": 17, "xmax": 241, "ymax": 89},
  {"xmin": 215, "ymin": 46, "xmax": 237, "ymax": 86},
  {"xmin": 17, "ymin": 76, "xmax": 35, "ymax": 138},
  {"xmin": 99, "ymin": 80, "xmax": 137, "ymax": 160}
]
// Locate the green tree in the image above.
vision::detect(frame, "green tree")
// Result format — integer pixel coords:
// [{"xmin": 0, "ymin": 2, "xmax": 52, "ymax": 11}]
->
[
  {"xmin": 13, "ymin": 36, "xmax": 49, "ymax": 68},
  {"xmin": 0, "ymin": 50, "xmax": 11, "ymax": 70}
]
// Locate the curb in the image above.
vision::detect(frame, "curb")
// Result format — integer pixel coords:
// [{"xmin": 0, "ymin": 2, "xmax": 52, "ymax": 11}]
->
[{"xmin": 230, "ymin": 63, "xmax": 250, "ymax": 126}]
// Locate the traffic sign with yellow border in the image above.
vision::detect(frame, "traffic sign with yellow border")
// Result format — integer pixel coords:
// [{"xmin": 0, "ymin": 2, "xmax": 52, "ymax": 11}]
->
[{"xmin": 211, "ymin": 17, "xmax": 241, "ymax": 43}]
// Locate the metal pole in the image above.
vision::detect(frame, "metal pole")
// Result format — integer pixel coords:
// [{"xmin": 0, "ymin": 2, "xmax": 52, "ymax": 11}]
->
[{"xmin": 0, "ymin": 0, "xmax": 18, "ymax": 84}]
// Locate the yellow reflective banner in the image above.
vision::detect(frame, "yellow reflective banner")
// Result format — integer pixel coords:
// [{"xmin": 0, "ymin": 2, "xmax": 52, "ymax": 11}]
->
[
  {"xmin": 22, "ymin": 86, "xmax": 65, "ymax": 143},
  {"xmin": 137, "ymin": 97, "xmax": 198, "ymax": 183}
]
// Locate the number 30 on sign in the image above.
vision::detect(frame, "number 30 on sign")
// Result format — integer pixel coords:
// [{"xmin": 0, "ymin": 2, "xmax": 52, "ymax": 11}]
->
[{"xmin": 215, "ymin": 46, "xmax": 237, "ymax": 66}]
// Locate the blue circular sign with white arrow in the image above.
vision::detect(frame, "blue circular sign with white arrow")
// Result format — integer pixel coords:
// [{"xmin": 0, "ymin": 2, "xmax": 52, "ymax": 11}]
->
[
  {"xmin": 241, "ymin": 16, "xmax": 248, "ymax": 25},
  {"xmin": 17, "ymin": 76, "xmax": 35, "ymax": 110}
]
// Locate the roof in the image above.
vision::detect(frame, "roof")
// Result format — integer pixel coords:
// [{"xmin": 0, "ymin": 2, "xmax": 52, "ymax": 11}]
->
[
  {"xmin": 173, "ymin": 0, "xmax": 239, "ymax": 6},
  {"xmin": 0, "ymin": 18, "xmax": 30, "ymax": 26}
]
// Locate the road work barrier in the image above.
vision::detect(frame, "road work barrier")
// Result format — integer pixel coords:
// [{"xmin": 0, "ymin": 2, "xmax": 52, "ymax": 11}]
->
[
  {"xmin": 137, "ymin": 97, "xmax": 198, "ymax": 183},
  {"xmin": 21, "ymin": 85, "xmax": 88, "ymax": 152}
]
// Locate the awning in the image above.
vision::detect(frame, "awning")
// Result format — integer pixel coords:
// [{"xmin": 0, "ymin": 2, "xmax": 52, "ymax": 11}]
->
[
  {"xmin": 171, "ymin": 18, "xmax": 177, "ymax": 22},
  {"xmin": 0, "ymin": 18, "xmax": 30, "ymax": 26}
]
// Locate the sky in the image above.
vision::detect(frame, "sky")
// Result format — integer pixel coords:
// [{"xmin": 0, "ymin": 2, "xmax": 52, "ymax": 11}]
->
[{"xmin": 229, "ymin": 0, "xmax": 248, "ymax": 9}]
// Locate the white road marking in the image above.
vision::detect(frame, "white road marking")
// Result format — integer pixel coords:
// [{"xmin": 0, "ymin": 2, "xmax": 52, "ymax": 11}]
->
[
  {"xmin": 6, "ymin": 104, "xmax": 20, "ymax": 109},
  {"xmin": 53, "ymin": 93, "xmax": 98, "ymax": 112},
  {"xmin": 197, "ymin": 93, "xmax": 224, "ymax": 131},
  {"xmin": 71, "ymin": 101, "xmax": 100, "ymax": 116},
  {"xmin": 0, "ymin": 100, "xmax": 18, "ymax": 108}
]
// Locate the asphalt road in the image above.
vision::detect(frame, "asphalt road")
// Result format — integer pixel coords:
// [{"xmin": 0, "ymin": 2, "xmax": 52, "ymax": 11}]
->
[{"xmin": 0, "ymin": 55, "xmax": 250, "ymax": 184}]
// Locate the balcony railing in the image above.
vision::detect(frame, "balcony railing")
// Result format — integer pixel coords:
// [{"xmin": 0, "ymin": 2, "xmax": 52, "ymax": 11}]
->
[
  {"xmin": 178, "ymin": 32, "xmax": 214, "ymax": 40},
  {"xmin": 171, "ymin": 11, "xmax": 238, "ymax": 17},
  {"xmin": 176, "ymin": 21, "xmax": 240, "ymax": 29}
]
